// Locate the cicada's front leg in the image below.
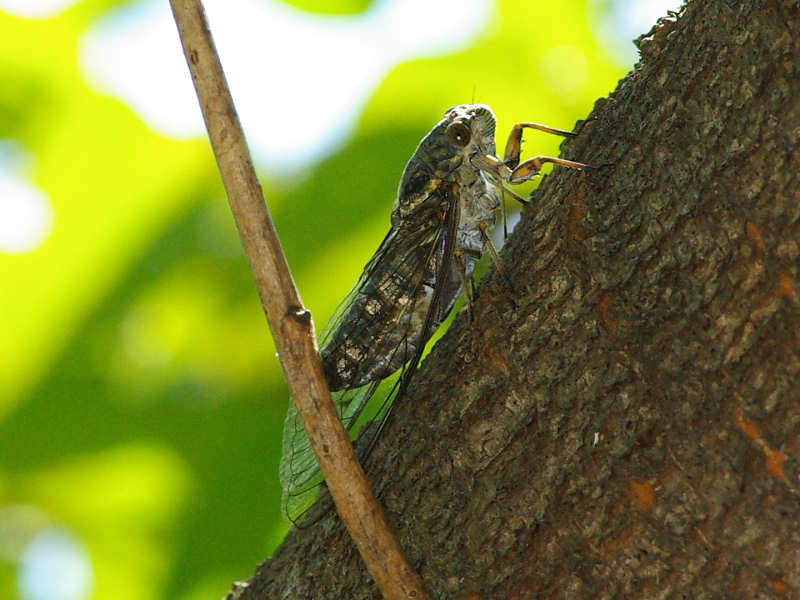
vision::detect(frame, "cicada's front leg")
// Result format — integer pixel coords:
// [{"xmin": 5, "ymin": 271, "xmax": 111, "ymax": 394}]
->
[
  {"xmin": 502, "ymin": 122, "xmax": 594, "ymax": 184},
  {"xmin": 473, "ymin": 119, "xmax": 601, "ymax": 248},
  {"xmin": 502, "ymin": 121, "xmax": 578, "ymax": 169},
  {"xmin": 507, "ymin": 155, "xmax": 595, "ymax": 184}
]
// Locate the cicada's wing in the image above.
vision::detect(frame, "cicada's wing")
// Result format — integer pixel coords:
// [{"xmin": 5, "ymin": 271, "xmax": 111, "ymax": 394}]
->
[
  {"xmin": 279, "ymin": 183, "xmax": 464, "ymax": 526},
  {"xmin": 279, "ymin": 381, "xmax": 379, "ymax": 525}
]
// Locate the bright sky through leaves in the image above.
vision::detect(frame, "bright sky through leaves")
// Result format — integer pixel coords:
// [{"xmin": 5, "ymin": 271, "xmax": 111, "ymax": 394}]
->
[
  {"xmin": 0, "ymin": 143, "xmax": 52, "ymax": 254},
  {"xmin": 0, "ymin": 0, "xmax": 681, "ymax": 255},
  {"xmin": 79, "ymin": 0, "xmax": 493, "ymax": 174},
  {"xmin": 0, "ymin": 0, "xmax": 73, "ymax": 17}
]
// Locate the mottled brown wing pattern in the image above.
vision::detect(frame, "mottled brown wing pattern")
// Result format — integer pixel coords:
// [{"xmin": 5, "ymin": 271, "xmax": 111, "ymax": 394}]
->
[
  {"xmin": 280, "ymin": 179, "xmax": 461, "ymax": 525},
  {"xmin": 321, "ymin": 181, "xmax": 455, "ymax": 390}
]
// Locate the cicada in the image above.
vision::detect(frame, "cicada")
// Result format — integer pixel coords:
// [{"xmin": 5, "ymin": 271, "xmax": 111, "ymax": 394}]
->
[{"xmin": 280, "ymin": 104, "xmax": 592, "ymax": 524}]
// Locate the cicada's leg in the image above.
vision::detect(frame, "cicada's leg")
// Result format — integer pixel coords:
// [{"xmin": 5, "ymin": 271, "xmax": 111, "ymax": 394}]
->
[
  {"xmin": 471, "ymin": 154, "xmax": 529, "ymax": 206},
  {"xmin": 497, "ymin": 180, "xmax": 508, "ymax": 239},
  {"xmin": 453, "ymin": 250, "xmax": 475, "ymax": 322},
  {"xmin": 508, "ymin": 155, "xmax": 593, "ymax": 184},
  {"xmin": 503, "ymin": 122, "xmax": 577, "ymax": 169},
  {"xmin": 478, "ymin": 222, "xmax": 516, "ymax": 300}
]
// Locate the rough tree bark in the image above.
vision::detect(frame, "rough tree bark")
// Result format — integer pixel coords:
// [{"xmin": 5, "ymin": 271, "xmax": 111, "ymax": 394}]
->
[{"xmin": 229, "ymin": 1, "xmax": 800, "ymax": 597}]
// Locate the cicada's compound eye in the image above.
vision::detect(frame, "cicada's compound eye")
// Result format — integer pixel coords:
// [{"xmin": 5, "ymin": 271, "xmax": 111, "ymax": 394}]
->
[{"xmin": 446, "ymin": 122, "xmax": 471, "ymax": 147}]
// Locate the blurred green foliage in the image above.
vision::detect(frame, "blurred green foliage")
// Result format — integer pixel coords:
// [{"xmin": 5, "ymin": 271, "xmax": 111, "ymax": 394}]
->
[
  {"xmin": 0, "ymin": 0, "xmax": 627, "ymax": 598},
  {"xmin": 280, "ymin": 0, "xmax": 372, "ymax": 14}
]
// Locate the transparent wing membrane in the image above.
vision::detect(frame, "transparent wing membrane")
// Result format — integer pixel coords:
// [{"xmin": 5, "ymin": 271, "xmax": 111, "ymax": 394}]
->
[{"xmin": 279, "ymin": 381, "xmax": 379, "ymax": 524}]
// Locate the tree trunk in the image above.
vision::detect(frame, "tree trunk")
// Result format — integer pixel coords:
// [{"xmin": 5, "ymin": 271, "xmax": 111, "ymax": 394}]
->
[{"xmin": 230, "ymin": 1, "xmax": 800, "ymax": 597}]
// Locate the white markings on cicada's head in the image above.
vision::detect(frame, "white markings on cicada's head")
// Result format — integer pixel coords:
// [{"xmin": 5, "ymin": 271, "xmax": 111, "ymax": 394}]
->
[{"xmin": 469, "ymin": 104, "xmax": 497, "ymax": 151}]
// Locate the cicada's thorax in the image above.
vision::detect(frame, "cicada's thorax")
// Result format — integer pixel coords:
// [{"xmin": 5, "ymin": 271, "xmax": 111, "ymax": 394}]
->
[
  {"xmin": 418, "ymin": 104, "xmax": 501, "ymax": 321},
  {"xmin": 452, "ymin": 154, "xmax": 500, "ymax": 288},
  {"xmin": 321, "ymin": 104, "xmax": 500, "ymax": 391}
]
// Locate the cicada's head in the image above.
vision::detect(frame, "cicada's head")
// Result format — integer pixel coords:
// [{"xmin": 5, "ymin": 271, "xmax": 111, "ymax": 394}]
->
[
  {"xmin": 441, "ymin": 103, "xmax": 497, "ymax": 158},
  {"xmin": 394, "ymin": 104, "xmax": 500, "ymax": 221},
  {"xmin": 414, "ymin": 104, "xmax": 498, "ymax": 176}
]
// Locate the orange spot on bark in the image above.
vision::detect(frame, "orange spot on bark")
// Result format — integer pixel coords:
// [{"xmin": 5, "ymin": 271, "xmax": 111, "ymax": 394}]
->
[
  {"xmin": 568, "ymin": 204, "xmax": 584, "ymax": 226},
  {"xmin": 486, "ymin": 347, "xmax": 509, "ymax": 376},
  {"xmin": 628, "ymin": 480, "xmax": 654, "ymax": 512},
  {"xmin": 777, "ymin": 272, "xmax": 797, "ymax": 301},
  {"xmin": 734, "ymin": 406, "xmax": 789, "ymax": 483},
  {"xmin": 765, "ymin": 448, "xmax": 787, "ymax": 480},
  {"xmin": 567, "ymin": 203, "xmax": 586, "ymax": 241},
  {"xmin": 746, "ymin": 221, "xmax": 765, "ymax": 250},
  {"xmin": 733, "ymin": 405, "xmax": 759, "ymax": 440},
  {"xmin": 771, "ymin": 580, "xmax": 790, "ymax": 595},
  {"xmin": 598, "ymin": 293, "xmax": 616, "ymax": 330}
]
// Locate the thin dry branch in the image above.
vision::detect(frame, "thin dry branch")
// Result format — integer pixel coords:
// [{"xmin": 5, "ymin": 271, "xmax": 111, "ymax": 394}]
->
[{"xmin": 168, "ymin": 2, "xmax": 429, "ymax": 599}]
